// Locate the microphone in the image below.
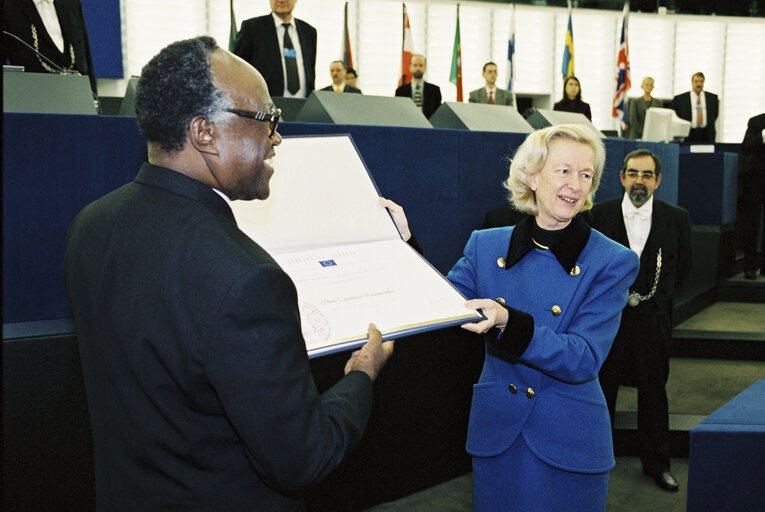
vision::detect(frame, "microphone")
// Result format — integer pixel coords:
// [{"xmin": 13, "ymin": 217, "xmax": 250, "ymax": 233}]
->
[{"xmin": 3, "ymin": 30, "xmax": 79, "ymax": 75}]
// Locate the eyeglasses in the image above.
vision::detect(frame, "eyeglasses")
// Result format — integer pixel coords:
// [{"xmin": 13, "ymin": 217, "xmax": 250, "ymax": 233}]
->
[
  {"xmin": 624, "ymin": 169, "xmax": 657, "ymax": 181},
  {"xmin": 224, "ymin": 106, "xmax": 281, "ymax": 137}
]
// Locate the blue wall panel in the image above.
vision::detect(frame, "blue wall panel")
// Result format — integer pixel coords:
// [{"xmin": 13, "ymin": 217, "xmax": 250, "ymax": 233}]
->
[{"xmin": 82, "ymin": 0, "xmax": 122, "ymax": 78}]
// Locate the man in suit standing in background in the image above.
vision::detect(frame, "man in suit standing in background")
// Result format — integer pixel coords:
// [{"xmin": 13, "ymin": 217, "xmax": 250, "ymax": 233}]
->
[
  {"xmin": 468, "ymin": 62, "xmax": 513, "ymax": 107},
  {"xmin": 671, "ymin": 72, "xmax": 719, "ymax": 142},
  {"xmin": 395, "ymin": 53, "xmax": 442, "ymax": 119},
  {"xmin": 2, "ymin": 0, "xmax": 97, "ymax": 93},
  {"xmin": 590, "ymin": 149, "xmax": 692, "ymax": 494},
  {"xmin": 64, "ymin": 35, "xmax": 393, "ymax": 511},
  {"xmin": 739, "ymin": 113, "xmax": 765, "ymax": 279},
  {"xmin": 319, "ymin": 60, "xmax": 361, "ymax": 93},
  {"xmin": 233, "ymin": 0, "xmax": 316, "ymax": 99}
]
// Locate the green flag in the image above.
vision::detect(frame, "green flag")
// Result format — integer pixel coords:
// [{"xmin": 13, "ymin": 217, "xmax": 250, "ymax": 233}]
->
[{"xmin": 449, "ymin": 4, "xmax": 463, "ymax": 101}]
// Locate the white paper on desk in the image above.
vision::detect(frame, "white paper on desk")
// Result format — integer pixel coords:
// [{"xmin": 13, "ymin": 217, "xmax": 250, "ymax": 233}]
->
[{"xmin": 230, "ymin": 135, "xmax": 481, "ymax": 357}]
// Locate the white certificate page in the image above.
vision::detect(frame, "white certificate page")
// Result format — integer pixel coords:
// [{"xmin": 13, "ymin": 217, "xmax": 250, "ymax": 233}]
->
[{"xmin": 230, "ymin": 135, "xmax": 481, "ymax": 357}]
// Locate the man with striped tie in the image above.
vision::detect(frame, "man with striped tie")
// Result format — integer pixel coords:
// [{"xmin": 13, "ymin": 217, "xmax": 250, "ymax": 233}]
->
[{"xmin": 395, "ymin": 54, "xmax": 442, "ymax": 119}]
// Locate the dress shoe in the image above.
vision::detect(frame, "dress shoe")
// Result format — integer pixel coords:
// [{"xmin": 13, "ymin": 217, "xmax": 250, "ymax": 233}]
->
[
  {"xmin": 745, "ymin": 269, "xmax": 758, "ymax": 280},
  {"xmin": 651, "ymin": 471, "xmax": 679, "ymax": 492}
]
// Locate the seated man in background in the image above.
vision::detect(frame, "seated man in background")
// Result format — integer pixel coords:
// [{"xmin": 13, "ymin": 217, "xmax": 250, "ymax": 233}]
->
[
  {"xmin": 319, "ymin": 60, "xmax": 361, "ymax": 93},
  {"xmin": 468, "ymin": 62, "xmax": 513, "ymax": 106},
  {"xmin": 3, "ymin": 0, "xmax": 97, "ymax": 93}
]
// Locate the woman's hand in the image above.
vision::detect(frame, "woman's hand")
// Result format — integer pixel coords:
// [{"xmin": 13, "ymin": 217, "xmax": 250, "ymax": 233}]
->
[
  {"xmin": 460, "ymin": 298, "xmax": 509, "ymax": 334},
  {"xmin": 379, "ymin": 197, "xmax": 411, "ymax": 241}
]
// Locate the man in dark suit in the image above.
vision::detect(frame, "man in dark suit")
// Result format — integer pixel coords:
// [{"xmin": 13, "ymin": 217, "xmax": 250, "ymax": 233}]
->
[
  {"xmin": 395, "ymin": 53, "xmax": 442, "ymax": 119},
  {"xmin": 63, "ymin": 36, "xmax": 393, "ymax": 511},
  {"xmin": 590, "ymin": 149, "xmax": 692, "ymax": 493},
  {"xmin": 3, "ymin": 0, "xmax": 97, "ymax": 93},
  {"xmin": 671, "ymin": 72, "xmax": 719, "ymax": 142},
  {"xmin": 468, "ymin": 62, "xmax": 513, "ymax": 106},
  {"xmin": 319, "ymin": 60, "xmax": 361, "ymax": 93},
  {"xmin": 232, "ymin": 0, "xmax": 316, "ymax": 98},
  {"xmin": 739, "ymin": 113, "xmax": 765, "ymax": 279}
]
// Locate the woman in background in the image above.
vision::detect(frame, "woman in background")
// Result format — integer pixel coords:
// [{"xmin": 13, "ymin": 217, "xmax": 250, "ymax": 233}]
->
[
  {"xmin": 626, "ymin": 76, "xmax": 663, "ymax": 140},
  {"xmin": 554, "ymin": 76, "xmax": 592, "ymax": 121}
]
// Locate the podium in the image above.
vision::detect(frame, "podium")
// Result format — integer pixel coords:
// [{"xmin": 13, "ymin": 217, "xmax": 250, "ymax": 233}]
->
[
  {"xmin": 525, "ymin": 108, "xmax": 602, "ymax": 137},
  {"xmin": 296, "ymin": 91, "xmax": 431, "ymax": 128},
  {"xmin": 3, "ymin": 70, "xmax": 96, "ymax": 115},
  {"xmin": 430, "ymin": 102, "xmax": 533, "ymax": 133}
]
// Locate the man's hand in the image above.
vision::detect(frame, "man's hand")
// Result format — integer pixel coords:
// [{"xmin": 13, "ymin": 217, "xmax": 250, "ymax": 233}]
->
[
  {"xmin": 344, "ymin": 323, "xmax": 394, "ymax": 381},
  {"xmin": 460, "ymin": 299, "xmax": 509, "ymax": 334},
  {"xmin": 379, "ymin": 197, "xmax": 411, "ymax": 241}
]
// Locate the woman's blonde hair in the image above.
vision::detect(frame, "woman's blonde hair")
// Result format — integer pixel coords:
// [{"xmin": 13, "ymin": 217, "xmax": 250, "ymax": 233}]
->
[{"xmin": 503, "ymin": 124, "xmax": 605, "ymax": 215}]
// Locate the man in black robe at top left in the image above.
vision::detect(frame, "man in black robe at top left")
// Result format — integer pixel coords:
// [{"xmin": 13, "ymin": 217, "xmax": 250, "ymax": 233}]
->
[{"xmin": 3, "ymin": 0, "xmax": 97, "ymax": 93}]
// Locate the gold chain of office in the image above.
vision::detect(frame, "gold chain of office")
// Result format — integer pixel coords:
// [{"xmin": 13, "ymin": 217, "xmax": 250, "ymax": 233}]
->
[
  {"xmin": 628, "ymin": 248, "xmax": 662, "ymax": 307},
  {"xmin": 31, "ymin": 23, "xmax": 76, "ymax": 74}
]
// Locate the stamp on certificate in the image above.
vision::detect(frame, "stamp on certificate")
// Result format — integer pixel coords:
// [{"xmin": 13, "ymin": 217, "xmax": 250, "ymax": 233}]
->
[{"xmin": 299, "ymin": 301, "xmax": 331, "ymax": 344}]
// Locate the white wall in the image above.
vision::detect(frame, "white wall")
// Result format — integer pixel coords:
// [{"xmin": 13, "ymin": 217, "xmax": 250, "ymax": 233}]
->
[{"xmin": 111, "ymin": 0, "xmax": 765, "ymax": 142}]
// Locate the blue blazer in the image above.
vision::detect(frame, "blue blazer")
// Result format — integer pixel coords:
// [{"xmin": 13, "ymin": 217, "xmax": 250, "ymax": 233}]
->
[{"xmin": 447, "ymin": 218, "xmax": 638, "ymax": 473}]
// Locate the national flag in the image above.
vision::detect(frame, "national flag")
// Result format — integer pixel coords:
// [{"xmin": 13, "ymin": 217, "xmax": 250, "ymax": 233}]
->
[
  {"xmin": 342, "ymin": 1, "xmax": 354, "ymax": 69},
  {"xmin": 561, "ymin": 1, "xmax": 574, "ymax": 79},
  {"xmin": 507, "ymin": 3, "xmax": 516, "ymax": 92},
  {"xmin": 612, "ymin": 1, "xmax": 631, "ymax": 131},
  {"xmin": 450, "ymin": 4, "xmax": 463, "ymax": 102},
  {"xmin": 228, "ymin": 0, "xmax": 237, "ymax": 52},
  {"xmin": 399, "ymin": 4, "xmax": 414, "ymax": 86}
]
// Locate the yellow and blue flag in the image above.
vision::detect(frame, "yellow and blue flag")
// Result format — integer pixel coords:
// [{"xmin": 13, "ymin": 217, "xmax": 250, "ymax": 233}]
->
[{"xmin": 561, "ymin": 2, "xmax": 574, "ymax": 79}]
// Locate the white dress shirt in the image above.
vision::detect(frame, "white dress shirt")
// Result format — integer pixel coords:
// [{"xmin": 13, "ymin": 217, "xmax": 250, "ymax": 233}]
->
[
  {"xmin": 272, "ymin": 12, "xmax": 307, "ymax": 98},
  {"xmin": 33, "ymin": 0, "xmax": 64, "ymax": 53},
  {"xmin": 622, "ymin": 192, "xmax": 654, "ymax": 258}
]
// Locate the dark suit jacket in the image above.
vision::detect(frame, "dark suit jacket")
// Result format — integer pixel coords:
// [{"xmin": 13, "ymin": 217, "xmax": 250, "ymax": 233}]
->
[
  {"xmin": 395, "ymin": 81, "xmax": 442, "ymax": 119},
  {"xmin": 233, "ymin": 14, "xmax": 317, "ymax": 99},
  {"xmin": 2, "ymin": 0, "xmax": 97, "ymax": 92},
  {"xmin": 319, "ymin": 84, "xmax": 361, "ymax": 93},
  {"xmin": 741, "ymin": 113, "xmax": 765, "ymax": 174},
  {"xmin": 553, "ymin": 98, "xmax": 592, "ymax": 121},
  {"xmin": 588, "ymin": 198, "xmax": 692, "ymax": 315},
  {"xmin": 671, "ymin": 91, "xmax": 719, "ymax": 142},
  {"xmin": 64, "ymin": 163, "xmax": 374, "ymax": 511}
]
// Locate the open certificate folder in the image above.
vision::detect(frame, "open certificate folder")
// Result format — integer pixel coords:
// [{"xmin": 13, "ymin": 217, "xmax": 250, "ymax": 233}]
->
[{"xmin": 230, "ymin": 135, "xmax": 482, "ymax": 357}]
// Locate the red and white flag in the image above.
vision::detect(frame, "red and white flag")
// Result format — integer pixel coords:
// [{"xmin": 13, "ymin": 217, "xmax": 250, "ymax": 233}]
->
[
  {"xmin": 399, "ymin": 3, "xmax": 414, "ymax": 86},
  {"xmin": 342, "ymin": 1, "xmax": 353, "ymax": 69}
]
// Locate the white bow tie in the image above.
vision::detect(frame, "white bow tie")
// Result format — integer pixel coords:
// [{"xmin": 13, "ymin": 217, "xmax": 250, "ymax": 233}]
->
[{"xmin": 626, "ymin": 208, "xmax": 650, "ymax": 220}]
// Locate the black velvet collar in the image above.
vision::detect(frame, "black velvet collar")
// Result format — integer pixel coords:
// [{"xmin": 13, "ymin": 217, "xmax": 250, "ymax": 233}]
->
[{"xmin": 504, "ymin": 214, "xmax": 592, "ymax": 273}]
